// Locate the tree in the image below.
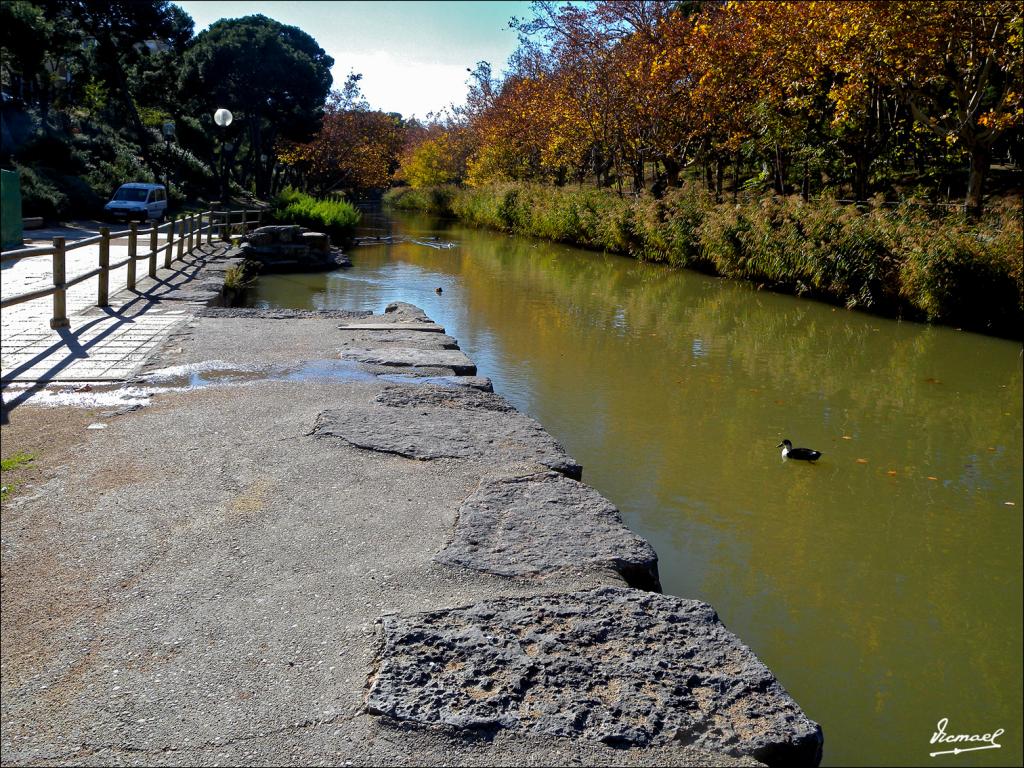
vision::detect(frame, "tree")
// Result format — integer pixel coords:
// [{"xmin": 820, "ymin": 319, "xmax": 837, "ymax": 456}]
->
[
  {"xmin": 178, "ymin": 14, "xmax": 333, "ymax": 197},
  {"xmin": 880, "ymin": 1, "xmax": 1023, "ymax": 215},
  {"xmin": 60, "ymin": 1, "xmax": 193, "ymax": 150},
  {"xmin": 398, "ymin": 125, "xmax": 473, "ymax": 188},
  {"xmin": 278, "ymin": 74, "xmax": 406, "ymax": 194}
]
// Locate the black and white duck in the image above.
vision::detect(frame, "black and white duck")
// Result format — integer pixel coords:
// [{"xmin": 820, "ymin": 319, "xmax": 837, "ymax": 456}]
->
[{"xmin": 777, "ymin": 439, "xmax": 822, "ymax": 462}]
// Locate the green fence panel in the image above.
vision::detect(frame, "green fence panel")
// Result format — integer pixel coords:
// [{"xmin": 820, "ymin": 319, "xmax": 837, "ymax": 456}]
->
[{"xmin": 1, "ymin": 169, "xmax": 23, "ymax": 250}]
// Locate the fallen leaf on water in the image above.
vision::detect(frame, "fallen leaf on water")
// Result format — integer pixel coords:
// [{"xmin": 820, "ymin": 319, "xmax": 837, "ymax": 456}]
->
[
  {"xmin": 927, "ymin": 476, "xmax": 939, "ymax": 481},
  {"xmin": 924, "ymin": 377, "xmax": 942, "ymax": 384},
  {"xmin": 841, "ymin": 435, "xmax": 853, "ymax": 440},
  {"xmin": 987, "ymin": 447, "xmax": 996, "ymax": 452},
  {"xmin": 1006, "ymin": 501, "xmax": 1016, "ymax": 506},
  {"xmin": 887, "ymin": 470, "xmax": 898, "ymax": 476},
  {"xmin": 774, "ymin": 399, "xmax": 785, "ymax": 405},
  {"xmin": 856, "ymin": 458, "xmax": 869, "ymax": 464}
]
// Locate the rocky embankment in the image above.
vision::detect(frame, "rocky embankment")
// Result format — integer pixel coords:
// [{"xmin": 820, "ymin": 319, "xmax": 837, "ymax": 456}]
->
[
  {"xmin": 326, "ymin": 302, "xmax": 822, "ymax": 766},
  {"xmin": 0, "ymin": 251, "xmax": 822, "ymax": 766}
]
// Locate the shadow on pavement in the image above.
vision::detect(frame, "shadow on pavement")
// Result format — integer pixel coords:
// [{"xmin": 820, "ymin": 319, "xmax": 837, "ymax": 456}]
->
[{"xmin": 1, "ymin": 243, "xmax": 228, "ymax": 421}]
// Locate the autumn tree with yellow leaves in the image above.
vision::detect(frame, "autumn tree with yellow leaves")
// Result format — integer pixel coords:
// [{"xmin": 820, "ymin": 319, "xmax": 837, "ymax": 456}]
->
[{"xmin": 398, "ymin": 0, "xmax": 1021, "ymax": 215}]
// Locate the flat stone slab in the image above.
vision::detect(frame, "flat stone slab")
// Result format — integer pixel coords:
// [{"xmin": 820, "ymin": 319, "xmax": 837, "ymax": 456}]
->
[
  {"xmin": 340, "ymin": 347, "xmax": 477, "ymax": 376},
  {"xmin": 312, "ymin": 385, "xmax": 582, "ymax": 479},
  {"xmin": 337, "ymin": 323, "xmax": 447, "ymax": 333},
  {"xmin": 367, "ymin": 587, "xmax": 823, "ymax": 767},
  {"xmin": 338, "ymin": 330, "xmax": 459, "ymax": 349},
  {"xmin": 378, "ymin": 374, "xmax": 494, "ymax": 392},
  {"xmin": 436, "ymin": 471, "xmax": 660, "ymax": 591}
]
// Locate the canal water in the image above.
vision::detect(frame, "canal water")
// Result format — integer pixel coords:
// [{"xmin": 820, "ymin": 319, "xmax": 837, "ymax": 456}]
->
[{"xmin": 248, "ymin": 208, "xmax": 1023, "ymax": 766}]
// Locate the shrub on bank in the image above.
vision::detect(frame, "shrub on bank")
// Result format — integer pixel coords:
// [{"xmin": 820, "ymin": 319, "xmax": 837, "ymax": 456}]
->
[
  {"xmin": 384, "ymin": 182, "xmax": 1023, "ymax": 337},
  {"xmin": 272, "ymin": 188, "xmax": 361, "ymax": 240},
  {"xmin": 383, "ymin": 185, "xmax": 457, "ymax": 214}
]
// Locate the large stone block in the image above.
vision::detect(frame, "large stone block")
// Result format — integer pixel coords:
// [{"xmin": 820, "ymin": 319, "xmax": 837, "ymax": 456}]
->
[
  {"xmin": 337, "ymin": 330, "xmax": 460, "ymax": 349},
  {"xmin": 311, "ymin": 385, "xmax": 582, "ymax": 479},
  {"xmin": 435, "ymin": 471, "xmax": 660, "ymax": 591},
  {"xmin": 367, "ymin": 587, "xmax": 823, "ymax": 767},
  {"xmin": 301, "ymin": 231, "xmax": 331, "ymax": 253},
  {"xmin": 339, "ymin": 346, "xmax": 477, "ymax": 375}
]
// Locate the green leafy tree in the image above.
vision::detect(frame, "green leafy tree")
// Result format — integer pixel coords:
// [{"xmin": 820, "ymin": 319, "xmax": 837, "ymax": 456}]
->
[{"xmin": 178, "ymin": 14, "xmax": 333, "ymax": 197}]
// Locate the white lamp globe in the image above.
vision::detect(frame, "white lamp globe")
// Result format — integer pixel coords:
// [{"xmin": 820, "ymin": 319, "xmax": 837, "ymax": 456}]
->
[{"xmin": 213, "ymin": 108, "xmax": 233, "ymax": 127}]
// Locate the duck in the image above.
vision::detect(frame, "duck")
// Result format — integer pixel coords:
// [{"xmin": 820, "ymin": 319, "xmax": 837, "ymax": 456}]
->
[
  {"xmin": 777, "ymin": 439, "xmax": 822, "ymax": 462},
  {"xmin": 434, "ymin": 287, "xmax": 443, "ymax": 295}
]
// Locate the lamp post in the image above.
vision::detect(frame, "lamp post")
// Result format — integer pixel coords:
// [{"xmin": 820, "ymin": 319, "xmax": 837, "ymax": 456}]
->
[
  {"xmin": 214, "ymin": 108, "xmax": 233, "ymax": 203},
  {"xmin": 161, "ymin": 120, "xmax": 175, "ymax": 199}
]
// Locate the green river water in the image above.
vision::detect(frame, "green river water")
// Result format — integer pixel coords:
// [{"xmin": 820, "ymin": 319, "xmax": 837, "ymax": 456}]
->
[{"xmin": 248, "ymin": 208, "xmax": 1023, "ymax": 766}]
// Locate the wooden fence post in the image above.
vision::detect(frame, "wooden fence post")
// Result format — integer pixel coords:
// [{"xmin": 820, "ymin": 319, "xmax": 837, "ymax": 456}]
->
[
  {"xmin": 97, "ymin": 227, "xmax": 110, "ymax": 306},
  {"xmin": 164, "ymin": 217, "xmax": 174, "ymax": 269},
  {"xmin": 49, "ymin": 236, "xmax": 69, "ymax": 329},
  {"xmin": 206, "ymin": 210, "xmax": 214, "ymax": 245},
  {"xmin": 148, "ymin": 223, "xmax": 158, "ymax": 279},
  {"xmin": 176, "ymin": 215, "xmax": 185, "ymax": 261},
  {"xmin": 187, "ymin": 214, "xmax": 194, "ymax": 254},
  {"xmin": 241, "ymin": 208, "xmax": 248, "ymax": 234},
  {"xmin": 127, "ymin": 224, "xmax": 138, "ymax": 290}
]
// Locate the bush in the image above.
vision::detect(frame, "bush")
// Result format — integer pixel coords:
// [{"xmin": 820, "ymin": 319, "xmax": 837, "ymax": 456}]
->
[
  {"xmin": 272, "ymin": 188, "xmax": 360, "ymax": 240},
  {"xmin": 896, "ymin": 205, "xmax": 1023, "ymax": 333},
  {"xmin": 387, "ymin": 181, "xmax": 1023, "ymax": 337},
  {"xmin": 383, "ymin": 185, "xmax": 457, "ymax": 214},
  {"xmin": 15, "ymin": 163, "xmax": 67, "ymax": 219}
]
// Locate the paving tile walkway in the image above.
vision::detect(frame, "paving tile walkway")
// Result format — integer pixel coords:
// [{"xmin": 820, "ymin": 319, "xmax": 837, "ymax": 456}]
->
[{"xmin": 1, "ymin": 239, "xmax": 226, "ymax": 385}]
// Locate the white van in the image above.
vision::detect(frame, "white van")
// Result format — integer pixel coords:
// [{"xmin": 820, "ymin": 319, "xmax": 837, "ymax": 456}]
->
[{"xmin": 104, "ymin": 183, "xmax": 168, "ymax": 222}]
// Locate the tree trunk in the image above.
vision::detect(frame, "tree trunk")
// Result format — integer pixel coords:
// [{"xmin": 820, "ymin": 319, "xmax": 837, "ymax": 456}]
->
[
  {"xmin": 773, "ymin": 144, "xmax": 787, "ymax": 195},
  {"xmin": 965, "ymin": 142, "xmax": 990, "ymax": 218},
  {"xmin": 715, "ymin": 159, "xmax": 724, "ymax": 203},
  {"xmin": 733, "ymin": 149, "xmax": 740, "ymax": 202},
  {"xmin": 632, "ymin": 153, "xmax": 645, "ymax": 195},
  {"xmin": 852, "ymin": 149, "xmax": 869, "ymax": 202},
  {"xmin": 663, "ymin": 157, "xmax": 680, "ymax": 188}
]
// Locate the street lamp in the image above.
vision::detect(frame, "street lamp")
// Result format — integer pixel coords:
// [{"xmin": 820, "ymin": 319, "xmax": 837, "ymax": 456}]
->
[
  {"xmin": 161, "ymin": 120, "xmax": 175, "ymax": 198},
  {"xmin": 214, "ymin": 108, "xmax": 233, "ymax": 203}
]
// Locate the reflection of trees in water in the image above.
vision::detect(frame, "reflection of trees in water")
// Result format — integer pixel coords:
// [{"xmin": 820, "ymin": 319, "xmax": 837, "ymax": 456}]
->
[{"xmin": 446, "ymin": 223, "xmax": 1021, "ymax": 479}]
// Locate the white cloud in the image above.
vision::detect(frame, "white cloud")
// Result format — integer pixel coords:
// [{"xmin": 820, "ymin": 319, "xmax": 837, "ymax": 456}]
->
[{"xmin": 332, "ymin": 50, "xmax": 470, "ymax": 119}]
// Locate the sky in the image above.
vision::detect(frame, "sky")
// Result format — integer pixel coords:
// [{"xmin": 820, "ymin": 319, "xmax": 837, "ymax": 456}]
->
[{"xmin": 174, "ymin": 1, "xmax": 534, "ymax": 119}]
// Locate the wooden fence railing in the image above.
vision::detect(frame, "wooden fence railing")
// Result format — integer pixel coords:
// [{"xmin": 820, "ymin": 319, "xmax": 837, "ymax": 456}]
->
[{"xmin": 1, "ymin": 208, "xmax": 264, "ymax": 329}]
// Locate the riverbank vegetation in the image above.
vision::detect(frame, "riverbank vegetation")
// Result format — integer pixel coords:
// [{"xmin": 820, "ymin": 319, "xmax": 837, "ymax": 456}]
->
[
  {"xmin": 385, "ymin": 183, "xmax": 1022, "ymax": 337},
  {"xmin": 386, "ymin": 0, "xmax": 1022, "ymax": 336},
  {"xmin": 272, "ymin": 187, "xmax": 360, "ymax": 239}
]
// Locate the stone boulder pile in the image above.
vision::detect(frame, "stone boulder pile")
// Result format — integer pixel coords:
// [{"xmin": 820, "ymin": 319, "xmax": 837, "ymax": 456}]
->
[{"xmin": 238, "ymin": 224, "xmax": 352, "ymax": 273}]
